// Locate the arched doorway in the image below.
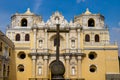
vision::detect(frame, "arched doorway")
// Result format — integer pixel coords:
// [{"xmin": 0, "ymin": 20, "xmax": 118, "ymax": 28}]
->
[{"xmin": 49, "ymin": 60, "xmax": 65, "ymax": 80}]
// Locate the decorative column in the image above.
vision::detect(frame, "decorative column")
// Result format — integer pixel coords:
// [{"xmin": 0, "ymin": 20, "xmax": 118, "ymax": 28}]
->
[
  {"xmin": 44, "ymin": 56, "xmax": 48, "ymax": 79},
  {"xmin": 21, "ymin": 32, "xmax": 25, "ymax": 41},
  {"xmin": 77, "ymin": 56, "xmax": 82, "ymax": 78},
  {"xmin": 91, "ymin": 32, "xmax": 94, "ymax": 45},
  {"xmin": 32, "ymin": 56, "xmax": 36, "ymax": 78},
  {"xmin": 12, "ymin": 32, "xmax": 15, "ymax": 41},
  {"xmin": 33, "ymin": 28, "xmax": 37, "ymax": 53},
  {"xmin": 45, "ymin": 29, "xmax": 48, "ymax": 53},
  {"xmin": 66, "ymin": 33, "xmax": 69, "ymax": 53},
  {"xmin": 65, "ymin": 56, "xmax": 70, "ymax": 79},
  {"xmin": 77, "ymin": 29, "xmax": 81, "ymax": 53}
]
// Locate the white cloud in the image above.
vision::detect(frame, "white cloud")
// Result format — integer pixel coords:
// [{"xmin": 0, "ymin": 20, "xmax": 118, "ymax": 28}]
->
[
  {"xmin": 33, "ymin": 0, "xmax": 43, "ymax": 13},
  {"xmin": 111, "ymin": 27, "xmax": 120, "ymax": 33},
  {"xmin": 118, "ymin": 22, "xmax": 120, "ymax": 26},
  {"xmin": 76, "ymin": 0, "xmax": 85, "ymax": 3}
]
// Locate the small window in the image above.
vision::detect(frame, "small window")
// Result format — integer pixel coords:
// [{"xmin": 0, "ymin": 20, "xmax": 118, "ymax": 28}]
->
[
  {"xmin": 15, "ymin": 34, "xmax": 20, "ymax": 41},
  {"xmin": 25, "ymin": 34, "xmax": 30, "ymax": 41},
  {"xmin": 18, "ymin": 64, "xmax": 24, "ymax": 72},
  {"xmin": 85, "ymin": 34, "xmax": 90, "ymax": 42},
  {"xmin": 88, "ymin": 18, "xmax": 95, "ymax": 27},
  {"xmin": 21, "ymin": 18, "xmax": 27, "ymax": 27},
  {"xmin": 0, "ymin": 42, "xmax": 2, "ymax": 51},
  {"xmin": 88, "ymin": 52, "xmax": 97, "ymax": 60},
  {"xmin": 95, "ymin": 34, "xmax": 100, "ymax": 42},
  {"xmin": 90, "ymin": 65, "xmax": 97, "ymax": 73},
  {"xmin": 18, "ymin": 52, "xmax": 26, "ymax": 59}
]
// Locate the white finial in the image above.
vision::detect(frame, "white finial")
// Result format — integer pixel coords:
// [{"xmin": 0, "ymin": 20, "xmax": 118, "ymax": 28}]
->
[
  {"xmin": 86, "ymin": 8, "xmax": 89, "ymax": 11},
  {"xmin": 85, "ymin": 8, "xmax": 91, "ymax": 15},
  {"xmin": 27, "ymin": 8, "xmax": 30, "ymax": 11},
  {"xmin": 24, "ymin": 8, "xmax": 33, "ymax": 15}
]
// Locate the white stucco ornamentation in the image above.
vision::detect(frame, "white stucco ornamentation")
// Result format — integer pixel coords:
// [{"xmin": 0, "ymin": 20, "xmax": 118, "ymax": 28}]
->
[{"xmin": 46, "ymin": 11, "xmax": 68, "ymax": 27}]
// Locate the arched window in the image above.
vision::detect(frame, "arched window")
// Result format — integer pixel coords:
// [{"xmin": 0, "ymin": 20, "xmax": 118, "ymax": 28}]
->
[
  {"xmin": 85, "ymin": 34, "xmax": 90, "ymax": 42},
  {"xmin": 95, "ymin": 34, "xmax": 100, "ymax": 42},
  {"xmin": 21, "ymin": 18, "xmax": 27, "ymax": 27},
  {"xmin": 88, "ymin": 18, "xmax": 95, "ymax": 27},
  {"xmin": 25, "ymin": 34, "xmax": 30, "ymax": 41},
  {"xmin": 15, "ymin": 34, "xmax": 20, "ymax": 41}
]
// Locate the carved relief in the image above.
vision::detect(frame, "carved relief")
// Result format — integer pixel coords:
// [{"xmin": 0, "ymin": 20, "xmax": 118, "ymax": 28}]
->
[{"xmin": 46, "ymin": 11, "xmax": 68, "ymax": 27}]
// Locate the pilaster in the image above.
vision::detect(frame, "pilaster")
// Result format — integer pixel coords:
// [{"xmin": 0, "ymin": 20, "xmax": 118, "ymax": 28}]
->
[
  {"xmin": 77, "ymin": 29, "xmax": 81, "ymax": 53},
  {"xmin": 65, "ymin": 56, "xmax": 70, "ymax": 79},
  {"xmin": 43, "ymin": 56, "xmax": 48, "ymax": 79},
  {"xmin": 33, "ymin": 28, "xmax": 37, "ymax": 53},
  {"xmin": 21, "ymin": 32, "xmax": 25, "ymax": 41},
  {"xmin": 32, "ymin": 56, "xmax": 36, "ymax": 78},
  {"xmin": 66, "ymin": 33, "xmax": 69, "ymax": 53},
  {"xmin": 77, "ymin": 56, "xmax": 82, "ymax": 78},
  {"xmin": 45, "ymin": 29, "xmax": 48, "ymax": 53}
]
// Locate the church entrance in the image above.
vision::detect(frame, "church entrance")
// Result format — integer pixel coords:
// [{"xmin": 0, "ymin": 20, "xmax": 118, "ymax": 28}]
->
[{"xmin": 49, "ymin": 60, "xmax": 65, "ymax": 80}]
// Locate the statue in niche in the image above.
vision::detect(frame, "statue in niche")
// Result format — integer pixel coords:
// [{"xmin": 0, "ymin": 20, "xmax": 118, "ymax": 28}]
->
[{"xmin": 39, "ymin": 40, "xmax": 43, "ymax": 48}]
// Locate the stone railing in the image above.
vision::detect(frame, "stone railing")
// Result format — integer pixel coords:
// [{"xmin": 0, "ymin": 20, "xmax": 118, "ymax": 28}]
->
[{"xmin": 29, "ymin": 78, "xmax": 85, "ymax": 80}]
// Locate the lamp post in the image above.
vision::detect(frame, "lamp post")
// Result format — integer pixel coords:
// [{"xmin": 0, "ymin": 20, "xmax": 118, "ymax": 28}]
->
[{"xmin": 50, "ymin": 17, "xmax": 65, "ymax": 80}]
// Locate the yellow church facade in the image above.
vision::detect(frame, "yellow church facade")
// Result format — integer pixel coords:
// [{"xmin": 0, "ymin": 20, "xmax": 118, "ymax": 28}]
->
[
  {"xmin": 0, "ymin": 30, "xmax": 14, "ymax": 80},
  {"xmin": 6, "ymin": 8, "xmax": 120, "ymax": 80}
]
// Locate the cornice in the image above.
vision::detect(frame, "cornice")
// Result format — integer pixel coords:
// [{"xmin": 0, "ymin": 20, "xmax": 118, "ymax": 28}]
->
[{"xmin": 0, "ymin": 31, "xmax": 14, "ymax": 48}]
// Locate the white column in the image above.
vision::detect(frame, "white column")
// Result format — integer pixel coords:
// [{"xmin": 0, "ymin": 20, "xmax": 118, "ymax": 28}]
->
[
  {"xmin": 77, "ymin": 56, "xmax": 82, "ymax": 78},
  {"xmin": 65, "ymin": 56, "xmax": 70, "ymax": 79},
  {"xmin": 21, "ymin": 32, "xmax": 25, "ymax": 41},
  {"xmin": 12, "ymin": 32, "xmax": 15, "ymax": 41},
  {"xmin": 66, "ymin": 33, "xmax": 69, "ymax": 53},
  {"xmin": 33, "ymin": 29, "xmax": 37, "ymax": 52},
  {"xmin": 44, "ymin": 56, "xmax": 48, "ymax": 79},
  {"xmin": 77, "ymin": 29, "xmax": 80, "ymax": 53},
  {"xmin": 91, "ymin": 32, "xmax": 94, "ymax": 45},
  {"xmin": 45, "ymin": 29, "xmax": 48, "ymax": 53},
  {"xmin": 32, "ymin": 56, "xmax": 36, "ymax": 78}
]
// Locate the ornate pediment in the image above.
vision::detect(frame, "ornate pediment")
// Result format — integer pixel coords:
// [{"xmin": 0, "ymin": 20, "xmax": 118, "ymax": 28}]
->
[{"xmin": 46, "ymin": 11, "xmax": 68, "ymax": 27}]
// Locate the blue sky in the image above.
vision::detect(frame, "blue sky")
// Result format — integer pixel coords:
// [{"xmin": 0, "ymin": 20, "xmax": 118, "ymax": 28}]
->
[{"xmin": 0, "ymin": 0, "xmax": 120, "ymax": 55}]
